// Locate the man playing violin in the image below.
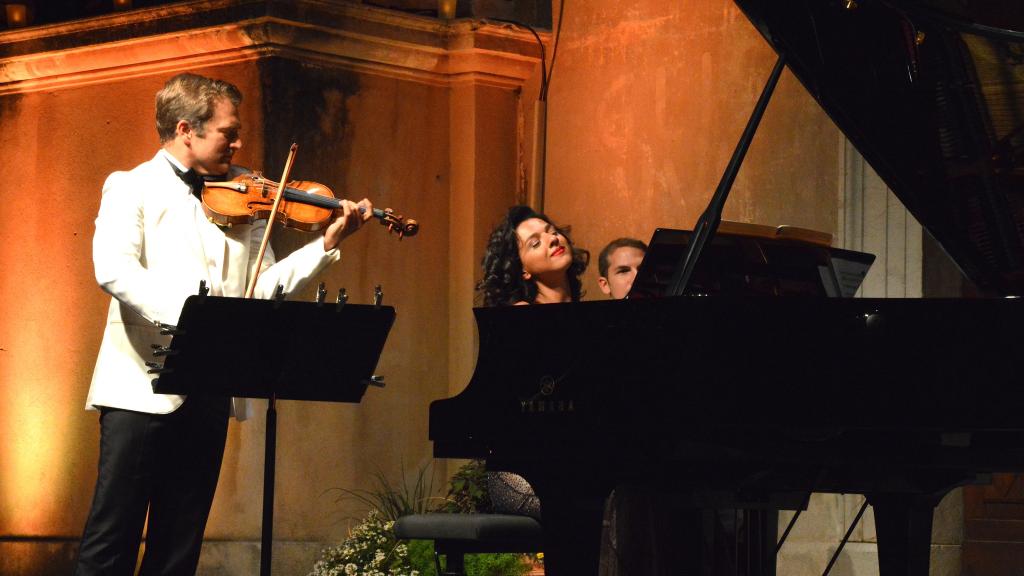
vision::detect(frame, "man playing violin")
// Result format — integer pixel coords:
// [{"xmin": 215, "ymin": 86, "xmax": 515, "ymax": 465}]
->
[{"xmin": 75, "ymin": 73, "xmax": 372, "ymax": 576}]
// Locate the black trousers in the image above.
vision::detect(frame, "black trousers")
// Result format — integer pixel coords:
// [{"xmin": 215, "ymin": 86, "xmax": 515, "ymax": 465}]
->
[{"xmin": 74, "ymin": 395, "xmax": 230, "ymax": 576}]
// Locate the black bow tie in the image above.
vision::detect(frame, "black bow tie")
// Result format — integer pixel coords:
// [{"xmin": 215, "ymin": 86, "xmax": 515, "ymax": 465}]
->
[{"xmin": 167, "ymin": 160, "xmax": 205, "ymax": 200}]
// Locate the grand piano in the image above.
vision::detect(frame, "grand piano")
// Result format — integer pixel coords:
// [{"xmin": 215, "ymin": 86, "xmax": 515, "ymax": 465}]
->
[{"xmin": 429, "ymin": 1, "xmax": 1024, "ymax": 574}]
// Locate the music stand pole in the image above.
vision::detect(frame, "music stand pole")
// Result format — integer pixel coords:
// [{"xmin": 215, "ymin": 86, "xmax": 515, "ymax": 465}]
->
[{"xmin": 260, "ymin": 394, "xmax": 278, "ymax": 576}]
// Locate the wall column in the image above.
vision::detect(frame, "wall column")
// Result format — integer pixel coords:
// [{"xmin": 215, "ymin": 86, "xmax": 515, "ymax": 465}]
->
[{"xmin": 839, "ymin": 140, "xmax": 923, "ymax": 298}]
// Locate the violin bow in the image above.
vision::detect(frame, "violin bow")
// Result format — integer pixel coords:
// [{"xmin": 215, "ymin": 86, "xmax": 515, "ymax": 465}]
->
[{"xmin": 245, "ymin": 143, "xmax": 299, "ymax": 298}]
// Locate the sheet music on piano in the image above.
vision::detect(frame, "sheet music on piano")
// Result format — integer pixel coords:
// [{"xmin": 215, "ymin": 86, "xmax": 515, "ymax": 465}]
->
[
  {"xmin": 629, "ymin": 223, "xmax": 875, "ymax": 299},
  {"xmin": 827, "ymin": 254, "xmax": 873, "ymax": 297}
]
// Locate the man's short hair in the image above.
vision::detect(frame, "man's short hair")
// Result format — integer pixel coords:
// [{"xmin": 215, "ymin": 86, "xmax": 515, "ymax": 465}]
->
[
  {"xmin": 155, "ymin": 73, "xmax": 242, "ymax": 143},
  {"xmin": 598, "ymin": 237, "xmax": 648, "ymax": 278}
]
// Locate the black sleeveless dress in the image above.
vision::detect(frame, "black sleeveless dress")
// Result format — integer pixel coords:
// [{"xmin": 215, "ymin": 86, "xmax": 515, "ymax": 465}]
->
[{"xmin": 486, "ymin": 471, "xmax": 541, "ymax": 520}]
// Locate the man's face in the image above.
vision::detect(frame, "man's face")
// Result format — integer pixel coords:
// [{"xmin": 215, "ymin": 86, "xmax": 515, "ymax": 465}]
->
[
  {"xmin": 598, "ymin": 246, "xmax": 645, "ymax": 299},
  {"xmin": 189, "ymin": 98, "xmax": 241, "ymax": 175}
]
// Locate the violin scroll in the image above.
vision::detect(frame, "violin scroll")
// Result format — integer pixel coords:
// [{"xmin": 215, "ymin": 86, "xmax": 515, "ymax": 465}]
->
[{"xmin": 377, "ymin": 208, "xmax": 419, "ymax": 239}]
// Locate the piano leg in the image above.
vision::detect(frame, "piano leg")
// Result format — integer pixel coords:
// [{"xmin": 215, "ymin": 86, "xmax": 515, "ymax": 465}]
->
[
  {"xmin": 533, "ymin": 487, "xmax": 779, "ymax": 576},
  {"xmin": 532, "ymin": 481, "xmax": 607, "ymax": 576},
  {"xmin": 692, "ymin": 507, "xmax": 777, "ymax": 576},
  {"xmin": 867, "ymin": 493, "xmax": 941, "ymax": 576},
  {"xmin": 734, "ymin": 509, "xmax": 778, "ymax": 576}
]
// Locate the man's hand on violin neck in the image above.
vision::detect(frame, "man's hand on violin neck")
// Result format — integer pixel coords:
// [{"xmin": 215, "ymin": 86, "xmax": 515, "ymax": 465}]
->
[{"xmin": 323, "ymin": 198, "xmax": 374, "ymax": 251}]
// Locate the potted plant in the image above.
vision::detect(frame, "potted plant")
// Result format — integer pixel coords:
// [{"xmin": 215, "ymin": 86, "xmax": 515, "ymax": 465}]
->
[{"xmin": 310, "ymin": 462, "xmax": 538, "ymax": 576}]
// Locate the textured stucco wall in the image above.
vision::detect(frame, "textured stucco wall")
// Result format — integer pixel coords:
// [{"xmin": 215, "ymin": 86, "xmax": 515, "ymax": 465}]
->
[{"xmin": 541, "ymin": 0, "xmax": 841, "ymax": 296}]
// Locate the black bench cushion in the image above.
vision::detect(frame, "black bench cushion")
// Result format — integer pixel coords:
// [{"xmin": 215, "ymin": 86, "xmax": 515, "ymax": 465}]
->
[{"xmin": 393, "ymin": 514, "xmax": 543, "ymax": 553}]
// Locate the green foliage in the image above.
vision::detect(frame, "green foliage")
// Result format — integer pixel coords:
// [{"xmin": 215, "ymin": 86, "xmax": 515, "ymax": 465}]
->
[
  {"xmin": 463, "ymin": 553, "xmax": 532, "ymax": 576},
  {"xmin": 406, "ymin": 538, "xmax": 530, "ymax": 576},
  {"xmin": 406, "ymin": 539, "xmax": 437, "ymax": 575},
  {"xmin": 315, "ymin": 461, "xmax": 534, "ymax": 576},
  {"xmin": 440, "ymin": 460, "xmax": 491, "ymax": 514},
  {"xmin": 332, "ymin": 464, "xmax": 438, "ymax": 522}
]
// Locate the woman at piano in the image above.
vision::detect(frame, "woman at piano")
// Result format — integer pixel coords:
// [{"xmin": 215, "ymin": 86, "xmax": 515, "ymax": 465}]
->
[
  {"xmin": 476, "ymin": 205, "xmax": 590, "ymax": 519},
  {"xmin": 479, "ymin": 205, "xmax": 589, "ymax": 307}
]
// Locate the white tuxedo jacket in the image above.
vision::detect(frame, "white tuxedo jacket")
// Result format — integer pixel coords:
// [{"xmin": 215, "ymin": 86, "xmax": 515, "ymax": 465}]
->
[{"xmin": 87, "ymin": 151, "xmax": 341, "ymax": 418}]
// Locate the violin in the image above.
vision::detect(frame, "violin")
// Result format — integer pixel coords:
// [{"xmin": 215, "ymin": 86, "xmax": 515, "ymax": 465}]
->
[{"xmin": 201, "ymin": 171, "xmax": 419, "ymax": 239}]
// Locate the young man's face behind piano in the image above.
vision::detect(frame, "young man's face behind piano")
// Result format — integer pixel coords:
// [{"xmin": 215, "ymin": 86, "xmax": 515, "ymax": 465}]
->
[{"xmin": 599, "ymin": 245, "xmax": 645, "ymax": 300}]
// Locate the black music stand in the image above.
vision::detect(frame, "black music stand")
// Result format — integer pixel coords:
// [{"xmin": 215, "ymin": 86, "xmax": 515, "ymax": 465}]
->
[{"xmin": 152, "ymin": 294, "xmax": 396, "ymax": 576}]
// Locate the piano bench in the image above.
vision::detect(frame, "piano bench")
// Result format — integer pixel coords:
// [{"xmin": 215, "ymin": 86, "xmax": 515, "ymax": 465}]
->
[{"xmin": 393, "ymin": 513, "xmax": 543, "ymax": 576}]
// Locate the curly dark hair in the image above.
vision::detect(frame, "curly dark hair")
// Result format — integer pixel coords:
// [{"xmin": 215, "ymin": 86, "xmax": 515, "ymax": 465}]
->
[{"xmin": 477, "ymin": 205, "xmax": 589, "ymax": 307}]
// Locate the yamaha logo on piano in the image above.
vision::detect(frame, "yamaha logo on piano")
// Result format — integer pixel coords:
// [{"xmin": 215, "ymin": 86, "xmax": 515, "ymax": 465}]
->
[
  {"xmin": 520, "ymin": 399, "xmax": 575, "ymax": 413},
  {"xmin": 520, "ymin": 375, "xmax": 576, "ymax": 413}
]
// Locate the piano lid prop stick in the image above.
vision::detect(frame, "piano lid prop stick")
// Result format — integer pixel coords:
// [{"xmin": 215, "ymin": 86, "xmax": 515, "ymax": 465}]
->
[{"xmin": 667, "ymin": 53, "xmax": 787, "ymax": 296}]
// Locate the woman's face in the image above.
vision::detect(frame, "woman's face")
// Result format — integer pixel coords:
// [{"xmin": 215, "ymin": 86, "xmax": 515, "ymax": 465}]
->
[{"xmin": 515, "ymin": 217, "xmax": 573, "ymax": 280}]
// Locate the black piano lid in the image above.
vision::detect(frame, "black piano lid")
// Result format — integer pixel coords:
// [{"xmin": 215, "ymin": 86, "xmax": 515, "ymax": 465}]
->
[{"xmin": 733, "ymin": 0, "xmax": 1024, "ymax": 295}]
